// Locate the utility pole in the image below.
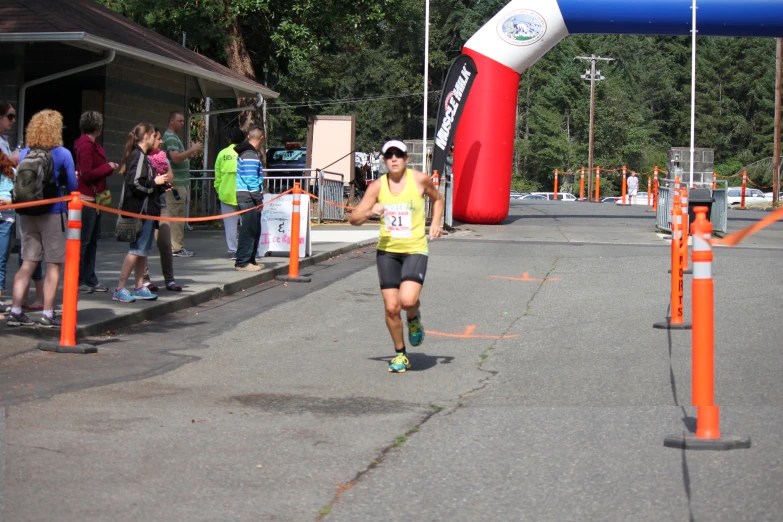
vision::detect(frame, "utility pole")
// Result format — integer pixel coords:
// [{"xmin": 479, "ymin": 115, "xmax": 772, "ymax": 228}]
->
[
  {"xmin": 774, "ymin": 38, "xmax": 782, "ymax": 206},
  {"xmin": 576, "ymin": 55, "xmax": 613, "ymax": 201}
]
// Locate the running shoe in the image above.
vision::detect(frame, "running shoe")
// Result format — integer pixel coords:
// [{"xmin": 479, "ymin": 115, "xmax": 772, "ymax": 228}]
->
[
  {"xmin": 166, "ymin": 281, "xmax": 182, "ymax": 291},
  {"xmin": 173, "ymin": 248, "xmax": 195, "ymax": 257},
  {"xmin": 78, "ymin": 284, "xmax": 94, "ymax": 294},
  {"xmin": 388, "ymin": 353, "xmax": 411, "ymax": 373},
  {"xmin": 229, "ymin": 252, "xmax": 237, "ymax": 260},
  {"xmin": 407, "ymin": 311, "xmax": 424, "ymax": 347},
  {"xmin": 37, "ymin": 314, "xmax": 62, "ymax": 328},
  {"xmin": 7, "ymin": 311, "xmax": 35, "ymax": 327},
  {"xmin": 131, "ymin": 287, "xmax": 158, "ymax": 301},
  {"xmin": 112, "ymin": 288, "xmax": 136, "ymax": 303},
  {"xmin": 143, "ymin": 281, "xmax": 160, "ymax": 292},
  {"xmin": 92, "ymin": 284, "xmax": 109, "ymax": 293}
]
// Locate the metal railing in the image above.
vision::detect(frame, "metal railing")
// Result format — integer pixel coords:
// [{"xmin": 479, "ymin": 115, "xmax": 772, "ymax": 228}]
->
[
  {"xmin": 185, "ymin": 168, "xmax": 345, "ymax": 223},
  {"xmin": 655, "ymin": 178, "xmax": 728, "ymax": 234}
]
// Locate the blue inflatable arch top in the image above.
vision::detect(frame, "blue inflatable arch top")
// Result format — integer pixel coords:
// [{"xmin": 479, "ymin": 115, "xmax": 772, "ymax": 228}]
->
[{"xmin": 453, "ymin": 0, "xmax": 783, "ymax": 224}]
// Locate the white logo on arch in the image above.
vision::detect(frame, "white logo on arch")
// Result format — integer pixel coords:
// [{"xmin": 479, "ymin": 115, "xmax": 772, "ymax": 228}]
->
[{"xmin": 497, "ymin": 9, "xmax": 547, "ymax": 47}]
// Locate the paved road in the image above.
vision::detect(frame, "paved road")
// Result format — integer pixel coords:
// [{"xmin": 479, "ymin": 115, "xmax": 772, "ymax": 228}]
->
[{"xmin": 2, "ymin": 201, "xmax": 781, "ymax": 521}]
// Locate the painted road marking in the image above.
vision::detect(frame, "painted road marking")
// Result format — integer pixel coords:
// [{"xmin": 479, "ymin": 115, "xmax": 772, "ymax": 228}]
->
[
  {"xmin": 489, "ymin": 272, "xmax": 560, "ymax": 282},
  {"xmin": 425, "ymin": 325, "xmax": 518, "ymax": 340}
]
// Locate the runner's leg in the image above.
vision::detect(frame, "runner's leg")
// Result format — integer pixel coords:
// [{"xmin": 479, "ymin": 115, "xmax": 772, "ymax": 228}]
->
[{"xmin": 381, "ymin": 288, "xmax": 405, "ymax": 350}]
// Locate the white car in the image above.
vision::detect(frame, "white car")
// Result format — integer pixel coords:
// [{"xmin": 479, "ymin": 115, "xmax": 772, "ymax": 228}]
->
[
  {"xmin": 530, "ymin": 192, "xmax": 577, "ymax": 201},
  {"xmin": 615, "ymin": 192, "xmax": 650, "ymax": 205},
  {"xmin": 727, "ymin": 187, "xmax": 769, "ymax": 206}
]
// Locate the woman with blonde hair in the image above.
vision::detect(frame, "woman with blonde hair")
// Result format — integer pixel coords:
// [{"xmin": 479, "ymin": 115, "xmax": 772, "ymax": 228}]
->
[
  {"xmin": 112, "ymin": 123, "xmax": 168, "ymax": 303},
  {"xmin": 7, "ymin": 109, "xmax": 77, "ymax": 328}
]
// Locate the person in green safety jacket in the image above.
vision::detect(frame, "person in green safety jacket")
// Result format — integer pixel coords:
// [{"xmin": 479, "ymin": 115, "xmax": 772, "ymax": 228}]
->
[{"xmin": 214, "ymin": 128, "xmax": 245, "ymax": 259}]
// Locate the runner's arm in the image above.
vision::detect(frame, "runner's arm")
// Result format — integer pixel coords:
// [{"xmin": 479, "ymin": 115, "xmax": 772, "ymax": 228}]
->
[{"xmin": 349, "ymin": 181, "xmax": 382, "ymax": 226}]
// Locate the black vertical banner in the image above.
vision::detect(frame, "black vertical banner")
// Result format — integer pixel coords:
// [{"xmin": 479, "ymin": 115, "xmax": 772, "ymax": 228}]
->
[{"xmin": 430, "ymin": 54, "xmax": 478, "ymax": 177}]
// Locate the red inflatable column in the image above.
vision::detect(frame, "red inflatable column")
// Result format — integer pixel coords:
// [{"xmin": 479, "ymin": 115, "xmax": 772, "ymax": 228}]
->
[{"xmin": 452, "ymin": 49, "xmax": 521, "ymax": 225}]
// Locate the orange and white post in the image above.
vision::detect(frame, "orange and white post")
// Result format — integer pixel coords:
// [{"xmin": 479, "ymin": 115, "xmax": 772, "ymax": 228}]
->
[
  {"xmin": 554, "ymin": 169, "xmax": 559, "ymax": 199},
  {"xmin": 647, "ymin": 177, "xmax": 652, "ymax": 206},
  {"xmin": 38, "ymin": 192, "xmax": 97, "ymax": 354},
  {"xmin": 653, "ymin": 167, "xmax": 659, "ymax": 211},
  {"xmin": 275, "ymin": 182, "xmax": 311, "ymax": 283},
  {"xmin": 663, "ymin": 207, "xmax": 751, "ymax": 450},
  {"xmin": 740, "ymin": 170, "xmax": 748, "ymax": 210},
  {"xmin": 580, "ymin": 167, "xmax": 585, "ymax": 201},
  {"xmin": 654, "ymin": 177, "xmax": 690, "ymax": 330},
  {"xmin": 621, "ymin": 166, "xmax": 627, "ymax": 205},
  {"xmin": 594, "ymin": 166, "xmax": 601, "ymax": 202}
]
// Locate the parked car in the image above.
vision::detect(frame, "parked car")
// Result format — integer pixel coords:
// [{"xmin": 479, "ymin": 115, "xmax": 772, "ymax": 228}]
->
[
  {"xmin": 602, "ymin": 196, "xmax": 620, "ymax": 203},
  {"xmin": 265, "ymin": 142, "xmax": 307, "ymax": 192},
  {"xmin": 531, "ymin": 192, "xmax": 577, "ymax": 201},
  {"xmin": 615, "ymin": 192, "xmax": 650, "ymax": 205},
  {"xmin": 510, "ymin": 190, "xmax": 526, "ymax": 200},
  {"xmin": 519, "ymin": 194, "xmax": 548, "ymax": 200},
  {"xmin": 726, "ymin": 187, "xmax": 769, "ymax": 206}
]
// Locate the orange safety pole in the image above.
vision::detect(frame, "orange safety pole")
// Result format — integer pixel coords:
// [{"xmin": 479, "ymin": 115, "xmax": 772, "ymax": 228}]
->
[
  {"xmin": 554, "ymin": 169, "xmax": 559, "ymax": 199},
  {"xmin": 653, "ymin": 167, "xmax": 659, "ymax": 211},
  {"xmin": 38, "ymin": 192, "xmax": 97, "ymax": 354},
  {"xmin": 594, "ymin": 166, "xmax": 601, "ymax": 201},
  {"xmin": 275, "ymin": 182, "xmax": 311, "ymax": 283},
  {"xmin": 680, "ymin": 186, "xmax": 690, "ymax": 272},
  {"xmin": 664, "ymin": 207, "xmax": 751, "ymax": 450},
  {"xmin": 740, "ymin": 170, "xmax": 747, "ymax": 209},
  {"xmin": 647, "ymin": 177, "xmax": 652, "ymax": 206},
  {"xmin": 621, "ymin": 166, "xmax": 627, "ymax": 205},
  {"xmin": 580, "ymin": 167, "xmax": 585, "ymax": 201},
  {"xmin": 654, "ymin": 176, "xmax": 690, "ymax": 331}
]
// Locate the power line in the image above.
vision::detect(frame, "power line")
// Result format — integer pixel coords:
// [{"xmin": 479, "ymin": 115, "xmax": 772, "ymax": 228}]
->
[{"xmin": 267, "ymin": 90, "xmax": 442, "ymax": 110}]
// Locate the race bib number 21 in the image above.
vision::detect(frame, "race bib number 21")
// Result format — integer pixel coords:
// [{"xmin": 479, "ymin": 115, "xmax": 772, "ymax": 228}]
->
[{"xmin": 384, "ymin": 209, "xmax": 412, "ymax": 238}]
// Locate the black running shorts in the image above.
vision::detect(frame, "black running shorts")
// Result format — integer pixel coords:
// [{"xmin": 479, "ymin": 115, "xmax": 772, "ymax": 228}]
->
[{"xmin": 376, "ymin": 250, "xmax": 429, "ymax": 290}]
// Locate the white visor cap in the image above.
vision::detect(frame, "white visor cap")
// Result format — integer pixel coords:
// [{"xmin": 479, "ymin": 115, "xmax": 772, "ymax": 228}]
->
[{"xmin": 381, "ymin": 140, "xmax": 407, "ymax": 155}]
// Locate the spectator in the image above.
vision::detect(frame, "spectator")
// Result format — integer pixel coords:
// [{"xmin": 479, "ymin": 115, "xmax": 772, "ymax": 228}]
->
[
  {"xmin": 627, "ymin": 171, "xmax": 639, "ymax": 204},
  {"xmin": 74, "ymin": 111, "xmax": 118, "ymax": 294},
  {"xmin": 162, "ymin": 111, "xmax": 202, "ymax": 258},
  {"xmin": 0, "ymin": 151, "xmax": 15, "ymax": 317},
  {"xmin": 112, "ymin": 123, "xmax": 168, "ymax": 303},
  {"xmin": 0, "ymin": 101, "xmax": 20, "ymax": 163},
  {"xmin": 6, "ymin": 110, "xmax": 77, "ymax": 328},
  {"xmin": 143, "ymin": 127, "xmax": 182, "ymax": 292},
  {"xmin": 214, "ymin": 128, "xmax": 244, "ymax": 260},
  {"xmin": 234, "ymin": 125, "xmax": 265, "ymax": 272}
]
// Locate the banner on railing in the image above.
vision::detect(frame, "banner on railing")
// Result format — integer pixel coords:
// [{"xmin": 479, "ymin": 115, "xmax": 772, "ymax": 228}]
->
[{"xmin": 258, "ymin": 193, "xmax": 312, "ymax": 258}]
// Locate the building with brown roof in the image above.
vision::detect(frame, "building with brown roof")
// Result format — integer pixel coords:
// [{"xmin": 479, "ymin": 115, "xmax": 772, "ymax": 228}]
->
[{"xmin": 0, "ymin": 0, "xmax": 278, "ymax": 232}]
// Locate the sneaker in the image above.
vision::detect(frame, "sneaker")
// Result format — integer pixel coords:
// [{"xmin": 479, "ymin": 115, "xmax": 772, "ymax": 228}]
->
[
  {"xmin": 407, "ymin": 311, "xmax": 425, "ymax": 347},
  {"xmin": 235, "ymin": 264, "xmax": 262, "ymax": 272},
  {"xmin": 37, "ymin": 314, "xmax": 61, "ymax": 328},
  {"xmin": 92, "ymin": 284, "xmax": 109, "ymax": 293},
  {"xmin": 173, "ymin": 248, "xmax": 195, "ymax": 257},
  {"xmin": 79, "ymin": 284, "xmax": 94, "ymax": 294},
  {"xmin": 143, "ymin": 281, "xmax": 160, "ymax": 292},
  {"xmin": 112, "ymin": 288, "xmax": 136, "ymax": 303},
  {"xmin": 166, "ymin": 281, "xmax": 182, "ymax": 292},
  {"xmin": 388, "ymin": 353, "xmax": 411, "ymax": 373},
  {"xmin": 131, "ymin": 286, "xmax": 158, "ymax": 301},
  {"xmin": 7, "ymin": 311, "xmax": 35, "ymax": 327},
  {"xmin": 229, "ymin": 252, "xmax": 237, "ymax": 260}
]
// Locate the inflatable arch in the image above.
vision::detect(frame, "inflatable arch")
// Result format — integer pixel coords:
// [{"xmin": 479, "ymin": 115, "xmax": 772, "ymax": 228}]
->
[{"xmin": 455, "ymin": 0, "xmax": 783, "ymax": 224}]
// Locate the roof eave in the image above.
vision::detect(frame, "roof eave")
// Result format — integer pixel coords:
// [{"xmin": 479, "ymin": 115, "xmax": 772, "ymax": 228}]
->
[{"xmin": 0, "ymin": 32, "xmax": 278, "ymax": 100}]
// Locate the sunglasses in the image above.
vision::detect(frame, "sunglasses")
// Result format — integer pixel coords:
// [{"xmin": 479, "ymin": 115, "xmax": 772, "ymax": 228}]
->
[
  {"xmin": 4, "ymin": 113, "xmax": 16, "ymax": 122},
  {"xmin": 383, "ymin": 149, "xmax": 406, "ymax": 159}
]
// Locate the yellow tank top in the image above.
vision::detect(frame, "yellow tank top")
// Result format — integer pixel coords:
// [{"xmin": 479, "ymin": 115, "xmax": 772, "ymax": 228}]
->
[{"xmin": 377, "ymin": 169, "xmax": 428, "ymax": 254}]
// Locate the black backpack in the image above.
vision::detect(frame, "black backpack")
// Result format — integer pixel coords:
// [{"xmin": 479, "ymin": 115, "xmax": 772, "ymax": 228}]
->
[{"xmin": 12, "ymin": 146, "xmax": 59, "ymax": 215}]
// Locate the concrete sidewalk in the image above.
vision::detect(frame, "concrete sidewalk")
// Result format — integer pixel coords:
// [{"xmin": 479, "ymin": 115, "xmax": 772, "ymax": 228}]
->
[{"xmin": 0, "ymin": 223, "xmax": 380, "ymax": 343}]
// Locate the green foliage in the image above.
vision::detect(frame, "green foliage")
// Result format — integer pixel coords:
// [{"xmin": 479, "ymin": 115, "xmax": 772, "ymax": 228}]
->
[{"xmin": 97, "ymin": 0, "xmax": 781, "ymax": 189}]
